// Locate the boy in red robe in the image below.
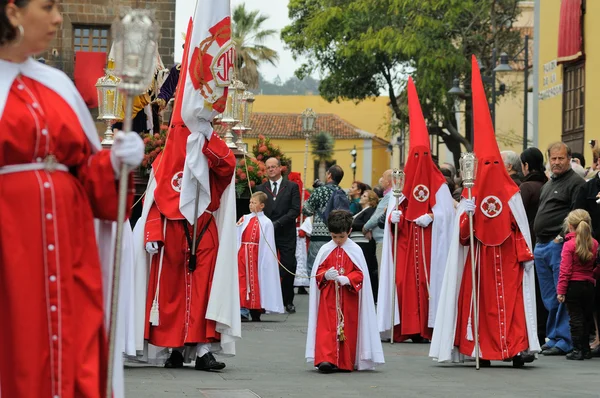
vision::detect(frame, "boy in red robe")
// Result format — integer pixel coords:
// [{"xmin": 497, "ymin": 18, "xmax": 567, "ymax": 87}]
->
[
  {"xmin": 306, "ymin": 210, "xmax": 384, "ymax": 373},
  {"xmin": 237, "ymin": 191, "xmax": 285, "ymax": 322}
]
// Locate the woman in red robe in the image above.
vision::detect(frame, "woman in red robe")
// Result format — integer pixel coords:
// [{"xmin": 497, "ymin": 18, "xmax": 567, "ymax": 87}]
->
[{"xmin": 0, "ymin": 2, "xmax": 142, "ymax": 397}]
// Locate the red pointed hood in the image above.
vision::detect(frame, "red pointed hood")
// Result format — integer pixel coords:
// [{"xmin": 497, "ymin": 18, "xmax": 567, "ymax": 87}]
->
[
  {"xmin": 402, "ymin": 77, "xmax": 446, "ymax": 220},
  {"xmin": 470, "ymin": 55, "xmax": 519, "ymax": 245},
  {"xmin": 152, "ymin": 18, "xmax": 194, "ymax": 220}
]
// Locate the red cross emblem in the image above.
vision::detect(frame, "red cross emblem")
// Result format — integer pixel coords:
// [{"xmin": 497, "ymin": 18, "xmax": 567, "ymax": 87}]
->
[
  {"xmin": 413, "ymin": 184, "xmax": 430, "ymax": 202},
  {"xmin": 480, "ymin": 195, "xmax": 503, "ymax": 218},
  {"xmin": 188, "ymin": 17, "xmax": 234, "ymax": 113},
  {"xmin": 171, "ymin": 171, "xmax": 184, "ymax": 193}
]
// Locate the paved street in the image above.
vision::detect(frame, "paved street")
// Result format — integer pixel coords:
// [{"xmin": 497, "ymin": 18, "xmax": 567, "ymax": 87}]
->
[{"xmin": 126, "ymin": 294, "xmax": 600, "ymax": 398}]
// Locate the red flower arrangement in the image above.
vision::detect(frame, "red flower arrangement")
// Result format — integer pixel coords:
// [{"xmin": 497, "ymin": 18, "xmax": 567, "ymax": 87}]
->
[
  {"xmin": 140, "ymin": 125, "xmax": 168, "ymax": 173},
  {"xmin": 252, "ymin": 134, "xmax": 291, "ymax": 172},
  {"xmin": 235, "ymin": 156, "xmax": 267, "ymax": 197}
]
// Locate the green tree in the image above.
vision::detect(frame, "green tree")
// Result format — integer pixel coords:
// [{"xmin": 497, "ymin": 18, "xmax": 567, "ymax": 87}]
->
[
  {"xmin": 311, "ymin": 131, "xmax": 335, "ymax": 181},
  {"xmin": 232, "ymin": 3, "xmax": 279, "ymax": 89},
  {"xmin": 282, "ymin": 0, "xmax": 523, "ymax": 166}
]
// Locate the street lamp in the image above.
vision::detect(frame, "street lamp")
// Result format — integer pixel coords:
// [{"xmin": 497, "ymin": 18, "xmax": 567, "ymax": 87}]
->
[
  {"xmin": 493, "ymin": 35, "xmax": 530, "ymax": 152},
  {"xmin": 300, "ymin": 108, "xmax": 317, "ymax": 225},
  {"xmin": 350, "ymin": 145, "xmax": 357, "ymax": 181}
]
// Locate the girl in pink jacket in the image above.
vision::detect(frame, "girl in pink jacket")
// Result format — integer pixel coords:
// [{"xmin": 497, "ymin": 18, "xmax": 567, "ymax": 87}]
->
[{"xmin": 557, "ymin": 209, "xmax": 600, "ymax": 360}]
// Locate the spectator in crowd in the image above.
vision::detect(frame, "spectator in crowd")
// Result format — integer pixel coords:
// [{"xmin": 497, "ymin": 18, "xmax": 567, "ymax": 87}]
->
[
  {"xmin": 572, "ymin": 161, "xmax": 587, "ymax": 179},
  {"xmin": 302, "ymin": 165, "xmax": 345, "ymax": 275},
  {"xmin": 519, "ymin": 147, "xmax": 549, "ymax": 346},
  {"xmin": 534, "ymin": 142, "xmax": 585, "ymax": 356},
  {"xmin": 348, "ymin": 181, "xmax": 369, "ymax": 215},
  {"xmin": 256, "ymin": 157, "xmax": 301, "ymax": 314},
  {"xmin": 362, "ymin": 169, "xmax": 393, "ymax": 274},
  {"xmin": 573, "ymin": 145, "xmax": 600, "ymax": 355},
  {"xmin": 501, "ymin": 150, "xmax": 523, "ymax": 186},
  {"xmin": 572, "ymin": 152, "xmax": 586, "ymax": 169},
  {"xmin": 557, "ymin": 209, "xmax": 599, "ymax": 360},
  {"xmin": 350, "ymin": 190, "xmax": 379, "ymax": 300}
]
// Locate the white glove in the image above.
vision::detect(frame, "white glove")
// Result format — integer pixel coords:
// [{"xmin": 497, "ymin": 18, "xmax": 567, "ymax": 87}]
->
[
  {"xmin": 335, "ymin": 275, "xmax": 350, "ymax": 286},
  {"xmin": 463, "ymin": 198, "xmax": 476, "ymax": 214},
  {"xmin": 415, "ymin": 213, "xmax": 433, "ymax": 228},
  {"xmin": 145, "ymin": 241, "xmax": 159, "ymax": 254},
  {"xmin": 391, "ymin": 210, "xmax": 402, "ymax": 224},
  {"xmin": 110, "ymin": 131, "xmax": 145, "ymax": 175},
  {"xmin": 524, "ymin": 261, "xmax": 533, "ymax": 273},
  {"xmin": 324, "ymin": 267, "xmax": 339, "ymax": 281}
]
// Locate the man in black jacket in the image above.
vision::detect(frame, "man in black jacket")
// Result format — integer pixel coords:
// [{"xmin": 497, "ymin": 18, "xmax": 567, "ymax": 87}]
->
[{"xmin": 256, "ymin": 157, "xmax": 301, "ymax": 313}]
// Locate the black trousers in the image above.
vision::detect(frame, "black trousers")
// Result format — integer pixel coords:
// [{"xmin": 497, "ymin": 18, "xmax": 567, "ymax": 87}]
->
[
  {"xmin": 277, "ymin": 240, "xmax": 297, "ymax": 307},
  {"xmin": 566, "ymin": 280, "xmax": 595, "ymax": 350},
  {"xmin": 357, "ymin": 240, "xmax": 378, "ymax": 302}
]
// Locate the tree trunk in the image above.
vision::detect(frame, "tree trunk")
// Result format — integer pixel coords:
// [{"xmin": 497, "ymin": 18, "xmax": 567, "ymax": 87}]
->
[{"xmin": 319, "ymin": 159, "xmax": 327, "ymax": 182}]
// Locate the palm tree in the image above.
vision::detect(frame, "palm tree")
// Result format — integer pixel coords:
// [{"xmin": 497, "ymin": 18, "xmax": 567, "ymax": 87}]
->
[
  {"xmin": 311, "ymin": 132, "xmax": 335, "ymax": 182},
  {"xmin": 232, "ymin": 4, "xmax": 279, "ymax": 89}
]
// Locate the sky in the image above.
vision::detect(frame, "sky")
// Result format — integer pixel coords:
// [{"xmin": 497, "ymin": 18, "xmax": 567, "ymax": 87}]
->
[{"xmin": 174, "ymin": 0, "xmax": 302, "ymax": 84}]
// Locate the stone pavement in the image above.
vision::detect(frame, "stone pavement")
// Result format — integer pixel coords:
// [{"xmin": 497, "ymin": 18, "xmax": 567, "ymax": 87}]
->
[{"xmin": 125, "ymin": 294, "xmax": 600, "ymax": 398}]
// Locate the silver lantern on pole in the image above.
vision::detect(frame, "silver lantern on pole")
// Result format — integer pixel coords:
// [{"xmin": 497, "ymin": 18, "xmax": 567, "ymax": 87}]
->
[
  {"xmin": 106, "ymin": 9, "xmax": 159, "ymax": 398},
  {"xmin": 96, "ymin": 70, "xmax": 123, "ymax": 147},
  {"xmin": 389, "ymin": 168, "xmax": 405, "ymax": 344},
  {"xmin": 459, "ymin": 152, "xmax": 480, "ymax": 370},
  {"xmin": 299, "ymin": 108, "xmax": 317, "ymax": 225},
  {"xmin": 216, "ymin": 78, "xmax": 245, "ymax": 148},
  {"xmin": 233, "ymin": 89, "xmax": 255, "ymax": 153}
]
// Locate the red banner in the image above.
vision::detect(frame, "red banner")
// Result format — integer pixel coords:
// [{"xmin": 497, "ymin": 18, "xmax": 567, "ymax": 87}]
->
[
  {"xmin": 557, "ymin": 0, "xmax": 583, "ymax": 64},
  {"xmin": 74, "ymin": 51, "xmax": 106, "ymax": 108}
]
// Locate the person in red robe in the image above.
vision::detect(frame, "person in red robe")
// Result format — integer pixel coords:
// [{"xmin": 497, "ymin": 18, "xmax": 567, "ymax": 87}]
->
[
  {"xmin": 306, "ymin": 210, "xmax": 384, "ymax": 373},
  {"xmin": 380, "ymin": 78, "xmax": 454, "ymax": 343},
  {"xmin": 429, "ymin": 56, "xmax": 540, "ymax": 367},
  {"xmin": 139, "ymin": 18, "xmax": 237, "ymax": 372},
  {"xmin": 238, "ymin": 194, "xmax": 266, "ymax": 320},
  {"xmin": 0, "ymin": 1, "xmax": 143, "ymax": 397},
  {"xmin": 237, "ymin": 191, "xmax": 284, "ymax": 322}
]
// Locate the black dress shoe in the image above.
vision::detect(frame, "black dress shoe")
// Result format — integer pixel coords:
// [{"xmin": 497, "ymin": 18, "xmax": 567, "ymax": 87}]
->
[
  {"xmin": 410, "ymin": 335, "xmax": 430, "ymax": 344},
  {"xmin": 478, "ymin": 359, "xmax": 491, "ymax": 368},
  {"xmin": 194, "ymin": 352, "xmax": 226, "ymax": 371},
  {"xmin": 164, "ymin": 350, "xmax": 184, "ymax": 368},
  {"xmin": 512, "ymin": 355, "xmax": 525, "ymax": 368},
  {"xmin": 250, "ymin": 309, "xmax": 262, "ymax": 322},
  {"xmin": 297, "ymin": 287, "xmax": 308, "ymax": 295},
  {"xmin": 566, "ymin": 349, "xmax": 584, "ymax": 360},
  {"xmin": 541, "ymin": 347, "xmax": 566, "ymax": 356},
  {"xmin": 317, "ymin": 362, "xmax": 337, "ymax": 373},
  {"xmin": 286, "ymin": 304, "xmax": 296, "ymax": 314},
  {"xmin": 541, "ymin": 343, "xmax": 551, "ymax": 351},
  {"xmin": 520, "ymin": 352, "xmax": 535, "ymax": 363}
]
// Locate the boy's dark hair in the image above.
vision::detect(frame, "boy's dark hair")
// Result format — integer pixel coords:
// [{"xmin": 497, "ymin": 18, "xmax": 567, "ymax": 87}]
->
[{"xmin": 327, "ymin": 210, "xmax": 353, "ymax": 234}]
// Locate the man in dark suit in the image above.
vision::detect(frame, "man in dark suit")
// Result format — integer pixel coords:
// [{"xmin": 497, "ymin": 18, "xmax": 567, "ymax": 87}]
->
[{"xmin": 256, "ymin": 157, "xmax": 301, "ymax": 313}]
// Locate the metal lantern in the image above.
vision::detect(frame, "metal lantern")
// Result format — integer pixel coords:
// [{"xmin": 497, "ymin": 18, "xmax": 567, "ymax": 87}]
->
[
  {"xmin": 220, "ymin": 78, "xmax": 246, "ymax": 148},
  {"xmin": 241, "ymin": 90, "xmax": 255, "ymax": 128},
  {"xmin": 96, "ymin": 73, "xmax": 123, "ymax": 147},
  {"xmin": 460, "ymin": 152, "xmax": 478, "ymax": 189},
  {"xmin": 301, "ymin": 108, "xmax": 317, "ymax": 133},
  {"xmin": 391, "ymin": 169, "xmax": 405, "ymax": 198},
  {"xmin": 111, "ymin": 9, "xmax": 159, "ymax": 96},
  {"xmin": 233, "ymin": 90, "xmax": 256, "ymax": 152}
]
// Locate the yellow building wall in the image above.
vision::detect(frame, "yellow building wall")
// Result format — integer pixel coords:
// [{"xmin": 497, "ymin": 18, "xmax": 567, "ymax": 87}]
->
[
  {"xmin": 537, "ymin": 0, "xmax": 565, "ymax": 159},
  {"xmin": 248, "ymin": 95, "xmax": 392, "ymax": 189},
  {"xmin": 245, "ymin": 135, "xmax": 387, "ymax": 190},
  {"xmin": 584, "ymin": 1, "xmax": 600, "ymax": 163},
  {"xmin": 252, "ymin": 95, "xmax": 391, "ymax": 139},
  {"xmin": 537, "ymin": 0, "xmax": 600, "ymax": 165}
]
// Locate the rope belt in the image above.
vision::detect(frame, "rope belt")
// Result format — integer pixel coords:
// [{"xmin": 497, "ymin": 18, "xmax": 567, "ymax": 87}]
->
[{"xmin": 0, "ymin": 156, "xmax": 68, "ymax": 175}]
